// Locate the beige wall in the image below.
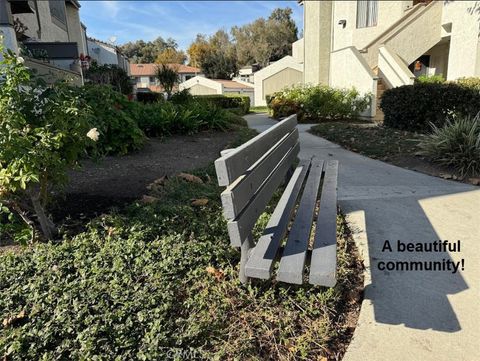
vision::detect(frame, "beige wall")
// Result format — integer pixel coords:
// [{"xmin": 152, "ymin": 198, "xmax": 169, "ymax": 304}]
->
[
  {"xmin": 292, "ymin": 38, "xmax": 304, "ymax": 63},
  {"xmin": 66, "ymin": 3, "xmax": 85, "ymax": 55},
  {"xmin": 303, "ymin": 0, "xmax": 332, "ymax": 85},
  {"xmin": 332, "ymin": 1, "xmax": 411, "ymax": 51},
  {"xmin": 263, "ymin": 68, "xmax": 303, "ymax": 98},
  {"xmin": 16, "ymin": 1, "xmax": 69, "ymax": 42},
  {"xmin": 442, "ymin": 1, "xmax": 480, "ymax": 80},
  {"xmin": 189, "ymin": 84, "xmax": 218, "ymax": 96}
]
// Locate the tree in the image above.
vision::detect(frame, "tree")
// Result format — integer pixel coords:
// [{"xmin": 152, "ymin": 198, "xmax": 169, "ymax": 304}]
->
[
  {"xmin": 155, "ymin": 47, "xmax": 187, "ymax": 64},
  {"xmin": 231, "ymin": 7, "xmax": 298, "ymax": 67},
  {"xmin": 155, "ymin": 64, "xmax": 179, "ymax": 99},
  {"xmin": 85, "ymin": 62, "xmax": 133, "ymax": 95},
  {"xmin": 187, "ymin": 34, "xmax": 211, "ymax": 68},
  {"xmin": 186, "ymin": 30, "xmax": 237, "ymax": 79},
  {"xmin": 120, "ymin": 36, "xmax": 182, "ymax": 63}
]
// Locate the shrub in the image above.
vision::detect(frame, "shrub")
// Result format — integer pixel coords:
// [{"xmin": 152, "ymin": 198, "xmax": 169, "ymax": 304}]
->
[
  {"xmin": 85, "ymin": 62, "xmax": 133, "ymax": 95},
  {"xmin": 381, "ymin": 83, "xmax": 480, "ymax": 132},
  {"xmin": 155, "ymin": 64, "xmax": 179, "ymax": 99},
  {"xmin": 456, "ymin": 77, "xmax": 480, "ymax": 91},
  {"xmin": 170, "ymin": 89, "xmax": 194, "ymax": 105},
  {"xmin": 194, "ymin": 94, "xmax": 251, "ymax": 114},
  {"xmin": 419, "ymin": 113, "xmax": 480, "ymax": 176},
  {"xmin": 136, "ymin": 91, "xmax": 162, "ymax": 103},
  {"xmin": 79, "ymin": 85, "xmax": 145, "ymax": 155},
  {"xmin": 267, "ymin": 84, "xmax": 371, "ymax": 121},
  {"xmin": 0, "ymin": 47, "xmax": 91, "ymax": 240},
  {"xmin": 415, "ymin": 74, "xmax": 445, "ymax": 84}
]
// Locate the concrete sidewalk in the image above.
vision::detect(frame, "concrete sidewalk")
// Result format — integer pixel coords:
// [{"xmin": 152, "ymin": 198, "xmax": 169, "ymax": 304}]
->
[{"xmin": 245, "ymin": 114, "xmax": 480, "ymax": 361}]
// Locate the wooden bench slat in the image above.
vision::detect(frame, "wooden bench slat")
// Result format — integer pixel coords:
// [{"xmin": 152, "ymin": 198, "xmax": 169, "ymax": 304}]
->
[
  {"xmin": 244, "ymin": 160, "xmax": 310, "ymax": 279},
  {"xmin": 221, "ymin": 129, "xmax": 299, "ymax": 220},
  {"xmin": 277, "ymin": 159, "xmax": 324, "ymax": 284},
  {"xmin": 309, "ymin": 160, "xmax": 339, "ymax": 287},
  {"xmin": 215, "ymin": 115, "xmax": 297, "ymax": 186},
  {"xmin": 226, "ymin": 143, "xmax": 300, "ymax": 247}
]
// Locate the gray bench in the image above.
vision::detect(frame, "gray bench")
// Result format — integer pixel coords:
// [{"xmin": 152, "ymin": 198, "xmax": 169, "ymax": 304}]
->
[{"xmin": 214, "ymin": 114, "xmax": 338, "ymax": 286}]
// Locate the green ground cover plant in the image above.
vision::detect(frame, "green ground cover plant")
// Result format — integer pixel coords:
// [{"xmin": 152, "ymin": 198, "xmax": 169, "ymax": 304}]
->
[
  {"xmin": 194, "ymin": 94, "xmax": 251, "ymax": 115},
  {"xmin": 419, "ymin": 114, "xmax": 480, "ymax": 176},
  {"xmin": 0, "ymin": 153, "xmax": 362, "ymax": 360},
  {"xmin": 267, "ymin": 84, "xmax": 371, "ymax": 122}
]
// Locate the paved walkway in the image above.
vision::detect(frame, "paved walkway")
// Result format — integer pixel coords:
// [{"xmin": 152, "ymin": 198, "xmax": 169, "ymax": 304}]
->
[{"xmin": 245, "ymin": 114, "xmax": 480, "ymax": 361}]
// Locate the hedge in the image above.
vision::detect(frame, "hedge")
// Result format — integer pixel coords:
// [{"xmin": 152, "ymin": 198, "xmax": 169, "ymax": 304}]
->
[
  {"xmin": 137, "ymin": 92, "xmax": 163, "ymax": 103},
  {"xmin": 380, "ymin": 82, "xmax": 480, "ymax": 132},
  {"xmin": 267, "ymin": 85, "xmax": 371, "ymax": 122},
  {"xmin": 194, "ymin": 94, "xmax": 250, "ymax": 114}
]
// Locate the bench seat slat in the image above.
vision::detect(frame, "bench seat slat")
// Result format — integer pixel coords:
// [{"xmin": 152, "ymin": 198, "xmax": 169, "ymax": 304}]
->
[
  {"xmin": 277, "ymin": 159, "xmax": 324, "ymax": 284},
  {"xmin": 227, "ymin": 142, "xmax": 300, "ymax": 247},
  {"xmin": 245, "ymin": 160, "xmax": 310, "ymax": 279},
  {"xmin": 214, "ymin": 115, "xmax": 297, "ymax": 186},
  {"xmin": 309, "ymin": 160, "xmax": 339, "ymax": 287},
  {"xmin": 221, "ymin": 128, "xmax": 299, "ymax": 220}
]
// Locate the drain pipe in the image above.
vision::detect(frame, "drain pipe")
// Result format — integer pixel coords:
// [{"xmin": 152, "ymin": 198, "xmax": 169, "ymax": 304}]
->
[{"xmin": 34, "ymin": 0, "xmax": 42, "ymax": 39}]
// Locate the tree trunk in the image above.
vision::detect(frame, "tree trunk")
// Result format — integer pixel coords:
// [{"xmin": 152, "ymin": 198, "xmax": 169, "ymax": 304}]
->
[{"xmin": 30, "ymin": 192, "xmax": 56, "ymax": 240}]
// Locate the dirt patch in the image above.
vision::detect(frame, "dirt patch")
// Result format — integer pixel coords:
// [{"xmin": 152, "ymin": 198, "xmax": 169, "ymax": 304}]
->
[{"xmin": 52, "ymin": 131, "xmax": 237, "ymax": 221}]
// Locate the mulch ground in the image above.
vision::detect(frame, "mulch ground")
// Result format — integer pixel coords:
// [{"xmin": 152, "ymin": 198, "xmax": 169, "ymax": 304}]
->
[{"xmin": 52, "ymin": 131, "xmax": 237, "ymax": 222}]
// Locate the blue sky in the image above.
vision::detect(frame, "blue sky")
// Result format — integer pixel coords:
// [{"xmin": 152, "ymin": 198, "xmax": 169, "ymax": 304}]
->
[{"xmin": 80, "ymin": 1, "xmax": 304, "ymax": 50}]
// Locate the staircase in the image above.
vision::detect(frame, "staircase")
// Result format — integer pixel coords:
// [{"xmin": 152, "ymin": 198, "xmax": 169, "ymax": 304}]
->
[
  {"xmin": 360, "ymin": 1, "xmax": 443, "ymax": 69},
  {"xmin": 374, "ymin": 78, "xmax": 386, "ymax": 122}
]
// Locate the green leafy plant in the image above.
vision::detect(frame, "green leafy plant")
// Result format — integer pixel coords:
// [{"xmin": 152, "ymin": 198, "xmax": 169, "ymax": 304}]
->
[
  {"xmin": 78, "ymin": 85, "xmax": 145, "ymax": 155},
  {"xmin": 415, "ymin": 74, "xmax": 445, "ymax": 84},
  {"xmin": 155, "ymin": 64, "xmax": 179, "ymax": 99},
  {"xmin": 267, "ymin": 84, "xmax": 371, "ymax": 122},
  {"xmin": 0, "ymin": 47, "xmax": 91, "ymax": 240},
  {"xmin": 381, "ymin": 83, "xmax": 480, "ymax": 132},
  {"xmin": 456, "ymin": 76, "xmax": 480, "ymax": 91},
  {"xmin": 194, "ymin": 94, "xmax": 251, "ymax": 114},
  {"xmin": 0, "ymin": 164, "xmax": 362, "ymax": 360},
  {"xmin": 85, "ymin": 62, "xmax": 133, "ymax": 95},
  {"xmin": 419, "ymin": 113, "xmax": 480, "ymax": 177}
]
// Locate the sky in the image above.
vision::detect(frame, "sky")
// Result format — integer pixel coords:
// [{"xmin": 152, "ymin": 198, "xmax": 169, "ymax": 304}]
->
[{"xmin": 80, "ymin": 1, "xmax": 304, "ymax": 50}]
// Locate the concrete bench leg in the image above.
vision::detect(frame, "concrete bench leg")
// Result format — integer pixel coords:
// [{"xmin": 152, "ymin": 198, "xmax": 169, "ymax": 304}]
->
[{"xmin": 239, "ymin": 235, "xmax": 253, "ymax": 284}]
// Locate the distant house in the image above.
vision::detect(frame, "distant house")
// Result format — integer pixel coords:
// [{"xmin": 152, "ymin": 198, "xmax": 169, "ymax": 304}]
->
[
  {"xmin": 0, "ymin": 0, "xmax": 87, "ymax": 85},
  {"xmin": 179, "ymin": 76, "xmax": 255, "ymax": 106},
  {"xmin": 233, "ymin": 64, "xmax": 260, "ymax": 84},
  {"xmin": 87, "ymin": 37, "xmax": 130, "ymax": 74},
  {"xmin": 130, "ymin": 63, "xmax": 203, "ymax": 93}
]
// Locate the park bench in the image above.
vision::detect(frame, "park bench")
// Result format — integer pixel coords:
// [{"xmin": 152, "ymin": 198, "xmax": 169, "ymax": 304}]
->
[{"xmin": 214, "ymin": 114, "xmax": 339, "ymax": 286}]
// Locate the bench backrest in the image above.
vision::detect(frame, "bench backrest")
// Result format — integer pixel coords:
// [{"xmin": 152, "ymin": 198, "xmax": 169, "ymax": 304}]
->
[{"xmin": 215, "ymin": 115, "xmax": 299, "ymax": 247}]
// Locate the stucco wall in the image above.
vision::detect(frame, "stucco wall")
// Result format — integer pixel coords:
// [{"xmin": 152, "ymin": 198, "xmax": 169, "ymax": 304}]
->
[
  {"xmin": 331, "ymin": 1, "xmax": 411, "ymax": 52},
  {"xmin": 253, "ymin": 55, "xmax": 303, "ymax": 106},
  {"xmin": 65, "ymin": 3, "xmax": 85, "ymax": 55},
  {"xmin": 88, "ymin": 40, "xmax": 118, "ymax": 66},
  {"xmin": 263, "ymin": 68, "xmax": 303, "ymax": 98},
  {"xmin": 442, "ymin": 1, "xmax": 480, "ymax": 80},
  {"xmin": 329, "ymin": 46, "xmax": 377, "ymax": 117},
  {"xmin": 189, "ymin": 84, "xmax": 218, "ymax": 95},
  {"xmin": 15, "ymin": 1, "xmax": 69, "ymax": 42},
  {"xmin": 25, "ymin": 57, "xmax": 82, "ymax": 85},
  {"xmin": 303, "ymin": 0, "xmax": 332, "ymax": 85},
  {"xmin": 292, "ymin": 38, "xmax": 304, "ymax": 63}
]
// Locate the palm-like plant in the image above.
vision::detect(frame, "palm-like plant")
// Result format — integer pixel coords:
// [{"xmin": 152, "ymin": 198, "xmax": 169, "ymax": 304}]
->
[
  {"xmin": 419, "ymin": 113, "xmax": 480, "ymax": 177},
  {"xmin": 155, "ymin": 64, "xmax": 178, "ymax": 99}
]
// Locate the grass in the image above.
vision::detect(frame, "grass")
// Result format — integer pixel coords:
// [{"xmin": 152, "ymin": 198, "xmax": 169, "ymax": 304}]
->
[
  {"xmin": 250, "ymin": 106, "xmax": 269, "ymax": 114},
  {"xmin": 0, "ymin": 128, "xmax": 363, "ymax": 360},
  {"xmin": 309, "ymin": 122, "xmax": 424, "ymax": 160}
]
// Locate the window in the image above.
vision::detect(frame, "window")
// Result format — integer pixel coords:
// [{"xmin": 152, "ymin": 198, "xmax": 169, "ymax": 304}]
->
[
  {"xmin": 49, "ymin": 0, "xmax": 67, "ymax": 30},
  {"xmin": 185, "ymin": 75, "xmax": 194, "ymax": 81},
  {"xmin": 149, "ymin": 76, "xmax": 157, "ymax": 84},
  {"xmin": 356, "ymin": 0, "xmax": 378, "ymax": 28}
]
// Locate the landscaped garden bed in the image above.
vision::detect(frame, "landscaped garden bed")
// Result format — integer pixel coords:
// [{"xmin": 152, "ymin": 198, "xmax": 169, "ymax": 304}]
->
[{"xmin": 1, "ymin": 127, "xmax": 364, "ymax": 360}]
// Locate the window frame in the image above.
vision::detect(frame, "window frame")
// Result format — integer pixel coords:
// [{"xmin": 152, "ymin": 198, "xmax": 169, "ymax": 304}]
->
[
  {"xmin": 49, "ymin": 0, "xmax": 68, "ymax": 31},
  {"xmin": 356, "ymin": 0, "xmax": 378, "ymax": 29}
]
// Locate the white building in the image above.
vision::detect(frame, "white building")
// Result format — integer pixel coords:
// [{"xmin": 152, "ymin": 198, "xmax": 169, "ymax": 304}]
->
[
  {"xmin": 87, "ymin": 37, "xmax": 130, "ymax": 74},
  {"xmin": 179, "ymin": 76, "xmax": 255, "ymax": 106}
]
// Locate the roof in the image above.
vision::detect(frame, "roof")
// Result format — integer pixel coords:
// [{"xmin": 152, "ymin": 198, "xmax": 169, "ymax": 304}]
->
[
  {"xmin": 130, "ymin": 63, "xmax": 201, "ymax": 76},
  {"xmin": 212, "ymin": 79, "xmax": 253, "ymax": 89}
]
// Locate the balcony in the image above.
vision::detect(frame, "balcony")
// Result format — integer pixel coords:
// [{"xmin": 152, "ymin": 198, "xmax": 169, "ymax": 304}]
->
[{"xmin": 21, "ymin": 42, "xmax": 83, "ymax": 85}]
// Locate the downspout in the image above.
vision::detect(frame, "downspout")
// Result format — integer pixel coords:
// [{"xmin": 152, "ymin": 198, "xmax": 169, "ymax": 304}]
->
[{"xmin": 34, "ymin": 0, "xmax": 41, "ymax": 39}]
